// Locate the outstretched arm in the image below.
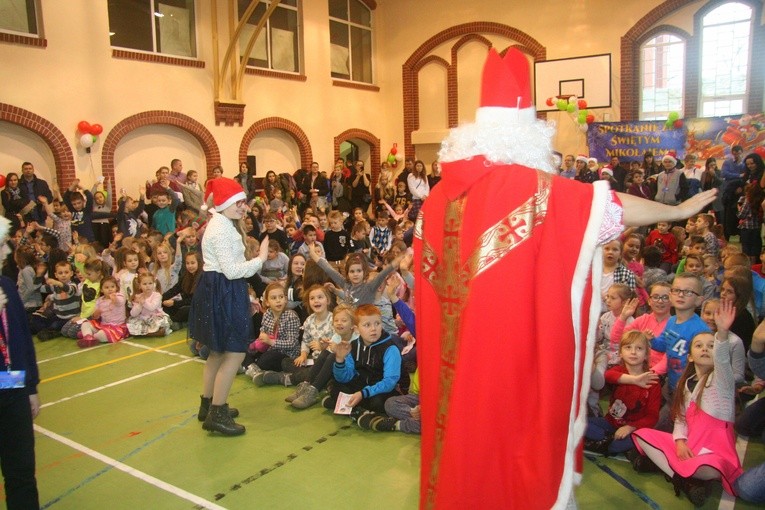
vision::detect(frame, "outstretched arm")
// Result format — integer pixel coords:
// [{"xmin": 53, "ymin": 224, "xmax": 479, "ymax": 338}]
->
[{"xmin": 617, "ymin": 189, "xmax": 716, "ymax": 227}]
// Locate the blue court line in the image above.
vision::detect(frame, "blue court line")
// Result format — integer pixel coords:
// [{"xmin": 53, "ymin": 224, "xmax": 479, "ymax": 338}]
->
[
  {"xmin": 41, "ymin": 413, "xmax": 197, "ymax": 509},
  {"xmin": 585, "ymin": 454, "xmax": 662, "ymax": 510}
]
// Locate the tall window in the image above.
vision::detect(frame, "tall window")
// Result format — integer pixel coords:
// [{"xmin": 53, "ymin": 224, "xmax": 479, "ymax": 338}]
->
[
  {"xmin": 108, "ymin": 0, "xmax": 197, "ymax": 58},
  {"xmin": 639, "ymin": 34, "xmax": 685, "ymax": 120},
  {"xmin": 700, "ymin": 2, "xmax": 752, "ymax": 117},
  {"xmin": 329, "ymin": 0, "xmax": 373, "ymax": 84},
  {"xmin": 239, "ymin": 0, "xmax": 300, "ymax": 73},
  {"xmin": 0, "ymin": 0, "xmax": 40, "ymax": 36}
]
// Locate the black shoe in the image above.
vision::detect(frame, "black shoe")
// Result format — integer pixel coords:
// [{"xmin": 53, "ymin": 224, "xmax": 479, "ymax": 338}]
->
[
  {"xmin": 631, "ymin": 454, "xmax": 661, "ymax": 473},
  {"xmin": 202, "ymin": 404, "xmax": 245, "ymax": 436},
  {"xmin": 322, "ymin": 396, "xmax": 336, "ymax": 410},
  {"xmin": 671, "ymin": 474, "xmax": 708, "ymax": 507},
  {"xmin": 197, "ymin": 396, "xmax": 239, "ymax": 422},
  {"xmin": 584, "ymin": 436, "xmax": 612, "ymax": 455},
  {"xmin": 37, "ymin": 329, "xmax": 59, "ymax": 341}
]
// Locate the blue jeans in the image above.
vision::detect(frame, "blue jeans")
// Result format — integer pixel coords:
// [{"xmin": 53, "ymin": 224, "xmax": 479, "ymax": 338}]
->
[
  {"xmin": 585, "ymin": 417, "xmax": 636, "ymax": 453},
  {"xmin": 734, "ymin": 461, "xmax": 765, "ymax": 503},
  {"xmin": 384, "ymin": 393, "xmax": 421, "ymax": 434}
]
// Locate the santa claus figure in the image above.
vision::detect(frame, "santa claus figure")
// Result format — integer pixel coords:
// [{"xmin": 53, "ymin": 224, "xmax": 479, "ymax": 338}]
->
[{"xmin": 414, "ymin": 48, "xmax": 715, "ymax": 509}]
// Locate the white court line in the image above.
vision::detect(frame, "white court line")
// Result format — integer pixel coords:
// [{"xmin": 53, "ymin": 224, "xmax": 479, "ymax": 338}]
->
[
  {"xmin": 41, "ymin": 359, "xmax": 195, "ymax": 408},
  {"xmin": 35, "ymin": 424, "xmax": 227, "ymax": 510},
  {"xmin": 37, "ymin": 343, "xmax": 111, "ymax": 364},
  {"xmin": 122, "ymin": 340, "xmax": 205, "ymax": 363}
]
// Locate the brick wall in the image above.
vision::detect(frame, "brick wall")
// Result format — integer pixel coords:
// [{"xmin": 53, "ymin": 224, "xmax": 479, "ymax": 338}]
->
[
  {"xmin": 101, "ymin": 111, "xmax": 222, "ymax": 209},
  {"xmin": 402, "ymin": 22, "xmax": 546, "ymax": 159},
  {"xmin": 621, "ymin": 0, "xmax": 763, "ymax": 121},
  {"xmin": 0, "ymin": 102, "xmax": 74, "ymax": 186},
  {"xmin": 239, "ymin": 117, "xmax": 313, "ymax": 171},
  {"xmin": 333, "ymin": 129, "xmax": 381, "ymax": 184}
]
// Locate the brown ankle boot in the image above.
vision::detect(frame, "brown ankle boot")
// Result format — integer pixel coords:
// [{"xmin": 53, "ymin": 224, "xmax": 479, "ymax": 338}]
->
[
  {"xmin": 202, "ymin": 404, "xmax": 245, "ymax": 436},
  {"xmin": 197, "ymin": 396, "xmax": 240, "ymax": 422}
]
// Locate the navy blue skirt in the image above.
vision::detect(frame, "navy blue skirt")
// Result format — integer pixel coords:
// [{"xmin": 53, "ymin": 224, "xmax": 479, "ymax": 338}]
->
[{"xmin": 189, "ymin": 271, "xmax": 252, "ymax": 353}]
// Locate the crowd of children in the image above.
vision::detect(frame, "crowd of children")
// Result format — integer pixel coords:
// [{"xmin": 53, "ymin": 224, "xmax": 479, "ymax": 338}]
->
[
  {"xmin": 585, "ymin": 210, "xmax": 765, "ymax": 506},
  {"xmin": 3, "ymin": 157, "xmax": 764, "ymax": 506}
]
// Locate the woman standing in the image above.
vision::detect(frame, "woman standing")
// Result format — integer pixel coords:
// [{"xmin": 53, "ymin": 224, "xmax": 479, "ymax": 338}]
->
[
  {"xmin": 189, "ymin": 177, "xmax": 269, "ymax": 436},
  {"xmin": 407, "ymin": 160, "xmax": 430, "ymax": 220},
  {"xmin": 1, "ymin": 173, "xmax": 32, "ymax": 229}
]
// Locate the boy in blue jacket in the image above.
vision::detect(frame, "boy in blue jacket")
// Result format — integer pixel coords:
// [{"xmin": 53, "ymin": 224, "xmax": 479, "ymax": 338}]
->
[{"xmin": 327, "ymin": 304, "xmax": 401, "ymax": 417}]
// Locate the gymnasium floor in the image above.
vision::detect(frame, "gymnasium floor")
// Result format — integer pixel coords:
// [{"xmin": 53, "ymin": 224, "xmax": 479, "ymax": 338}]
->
[{"xmin": 13, "ymin": 330, "xmax": 765, "ymax": 509}]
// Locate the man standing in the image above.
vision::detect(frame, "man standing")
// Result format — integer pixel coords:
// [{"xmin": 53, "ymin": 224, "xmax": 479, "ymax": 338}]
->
[
  {"xmin": 168, "ymin": 158, "xmax": 187, "ymax": 184},
  {"xmin": 19, "ymin": 162, "xmax": 53, "ymax": 223},
  {"xmin": 559, "ymin": 154, "xmax": 576, "ymax": 179},
  {"xmin": 413, "ymin": 48, "xmax": 715, "ymax": 510}
]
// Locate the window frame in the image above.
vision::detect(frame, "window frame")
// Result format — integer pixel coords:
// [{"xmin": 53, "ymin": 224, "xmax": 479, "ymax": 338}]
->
[
  {"xmin": 0, "ymin": 0, "xmax": 41, "ymax": 38},
  {"xmin": 240, "ymin": 0, "xmax": 303, "ymax": 75},
  {"xmin": 108, "ymin": 0, "xmax": 200, "ymax": 61},
  {"xmin": 328, "ymin": 0, "xmax": 375, "ymax": 85},
  {"xmin": 638, "ymin": 32, "xmax": 687, "ymax": 120},
  {"xmin": 698, "ymin": 1, "xmax": 753, "ymax": 117}
]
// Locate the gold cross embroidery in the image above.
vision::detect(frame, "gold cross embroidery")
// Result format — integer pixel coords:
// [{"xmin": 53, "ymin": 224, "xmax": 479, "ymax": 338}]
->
[{"xmin": 422, "ymin": 171, "xmax": 552, "ymax": 508}]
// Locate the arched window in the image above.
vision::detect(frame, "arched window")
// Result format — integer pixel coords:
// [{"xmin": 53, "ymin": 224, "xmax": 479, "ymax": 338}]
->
[
  {"xmin": 329, "ymin": 0, "xmax": 373, "ymax": 84},
  {"xmin": 239, "ymin": 0, "xmax": 301, "ymax": 73},
  {"xmin": 700, "ymin": 2, "xmax": 752, "ymax": 116},
  {"xmin": 639, "ymin": 34, "xmax": 685, "ymax": 120}
]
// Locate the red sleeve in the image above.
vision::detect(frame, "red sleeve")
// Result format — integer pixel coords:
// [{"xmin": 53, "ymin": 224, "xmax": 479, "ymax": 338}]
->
[
  {"xmin": 667, "ymin": 235, "xmax": 679, "ymax": 263},
  {"xmin": 605, "ymin": 365, "xmax": 627, "ymax": 385}
]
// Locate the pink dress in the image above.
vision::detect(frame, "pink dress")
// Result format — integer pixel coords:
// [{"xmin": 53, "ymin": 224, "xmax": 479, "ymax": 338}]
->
[{"xmin": 632, "ymin": 338, "xmax": 742, "ymax": 495}]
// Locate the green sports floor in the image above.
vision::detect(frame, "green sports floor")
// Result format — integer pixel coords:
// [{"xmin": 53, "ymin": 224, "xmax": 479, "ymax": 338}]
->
[{"xmin": 8, "ymin": 330, "xmax": 764, "ymax": 509}]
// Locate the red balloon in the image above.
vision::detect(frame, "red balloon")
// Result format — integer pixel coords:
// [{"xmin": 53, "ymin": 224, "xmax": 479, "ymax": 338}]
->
[
  {"xmin": 77, "ymin": 120, "xmax": 91, "ymax": 133},
  {"xmin": 0, "ymin": 175, "xmax": 6, "ymax": 188},
  {"xmin": 89, "ymin": 123, "xmax": 103, "ymax": 135},
  {"xmin": 673, "ymin": 119, "xmax": 684, "ymax": 129},
  {"xmin": 545, "ymin": 97, "xmax": 554, "ymax": 107},
  {"xmin": 755, "ymin": 146, "xmax": 765, "ymax": 158},
  {"xmin": 577, "ymin": 99, "xmax": 587, "ymax": 109},
  {"xmin": 390, "ymin": 145, "xmax": 397, "ymax": 155},
  {"xmin": 586, "ymin": 114, "xmax": 595, "ymax": 124}
]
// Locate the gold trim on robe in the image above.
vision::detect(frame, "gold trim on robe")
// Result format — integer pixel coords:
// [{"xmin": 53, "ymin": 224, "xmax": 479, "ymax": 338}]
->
[{"xmin": 420, "ymin": 170, "xmax": 553, "ymax": 508}]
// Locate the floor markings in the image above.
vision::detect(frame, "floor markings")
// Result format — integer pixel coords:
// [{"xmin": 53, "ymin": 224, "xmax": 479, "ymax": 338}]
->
[
  {"xmin": 40, "ymin": 339, "xmax": 187, "ymax": 383},
  {"xmin": 35, "ymin": 423, "xmax": 227, "ymax": 510},
  {"xmin": 37, "ymin": 343, "xmax": 111, "ymax": 364},
  {"xmin": 122, "ymin": 340, "xmax": 205, "ymax": 363},
  {"xmin": 41, "ymin": 358, "xmax": 194, "ymax": 408},
  {"xmin": 206, "ymin": 425, "xmax": 352, "ymax": 504},
  {"xmin": 585, "ymin": 454, "xmax": 661, "ymax": 509}
]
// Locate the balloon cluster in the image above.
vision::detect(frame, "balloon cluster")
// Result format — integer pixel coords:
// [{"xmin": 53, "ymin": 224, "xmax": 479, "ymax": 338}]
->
[
  {"xmin": 77, "ymin": 120, "xmax": 103, "ymax": 150},
  {"xmin": 665, "ymin": 112, "xmax": 683, "ymax": 129},
  {"xmin": 546, "ymin": 96, "xmax": 594, "ymax": 133},
  {"xmin": 386, "ymin": 143, "xmax": 404, "ymax": 167}
]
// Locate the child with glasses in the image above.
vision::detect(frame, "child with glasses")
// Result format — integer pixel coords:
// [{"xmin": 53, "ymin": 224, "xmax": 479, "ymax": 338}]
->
[
  {"xmin": 651, "ymin": 273, "xmax": 711, "ymax": 430},
  {"xmin": 611, "ymin": 282, "xmax": 673, "ymax": 374}
]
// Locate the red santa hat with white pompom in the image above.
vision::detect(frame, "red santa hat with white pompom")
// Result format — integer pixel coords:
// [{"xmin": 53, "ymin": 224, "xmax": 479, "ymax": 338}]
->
[{"xmin": 201, "ymin": 177, "xmax": 246, "ymax": 213}]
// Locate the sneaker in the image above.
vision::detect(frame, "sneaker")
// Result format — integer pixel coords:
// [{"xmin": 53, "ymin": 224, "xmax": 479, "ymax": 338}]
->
[
  {"xmin": 291, "ymin": 385, "xmax": 319, "ymax": 409},
  {"xmin": 285, "ymin": 381, "xmax": 310, "ymax": 403},
  {"xmin": 171, "ymin": 321, "xmax": 182, "ymax": 331},
  {"xmin": 356, "ymin": 411, "xmax": 397, "ymax": 431},
  {"xmin": 245, "ymin": 364, "xmax": 262, "ymax": 379},
  {"xmin": 77, "ymin": 335, "xmax": 99, "ymax": 349},
  {"xmin": 262, "ymin": 371, "xmax": 291, "ymax": 386},
  {"xmin": 252, "ymin": 370, "xmax": 273, "ymax": 387},
  {"xmin": 321, "ymin": 396, "xmax": 335, "ymax": 410}
]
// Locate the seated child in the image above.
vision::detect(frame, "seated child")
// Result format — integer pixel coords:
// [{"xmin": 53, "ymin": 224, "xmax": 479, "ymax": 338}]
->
[
  {"xmin": 325, "ymin": 304, "xmax": 402, "ymax": 418},
  {"xmin": 78, "ymin": 276, "xmax": 128, "ymax": 348},
  {"xmin": 127, "ymin": 272, "xmax": 172, "ymax": 337},
  {"xmin": 584, "ymin": 331, "xmax": 661, "ymax": 455},
  {"xmin": 31, "ymin": 261, "xmax": 80, "ymax": 340}
]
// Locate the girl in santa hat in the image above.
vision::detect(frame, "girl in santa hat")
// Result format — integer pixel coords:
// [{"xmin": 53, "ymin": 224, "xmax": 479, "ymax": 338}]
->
[{"xmin": 189, "ymin": 177, "xmax": 269, "ymax": 436}]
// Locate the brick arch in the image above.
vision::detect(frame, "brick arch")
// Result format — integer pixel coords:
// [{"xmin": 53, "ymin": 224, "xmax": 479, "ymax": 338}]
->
[
  {"xmin": 402, "ymin": 22, "xmax": 546, "ymax": 158},
  {"xmin": 0, "ymin": 102, "xmax": 75, "ymax": 187},
  {"xmin": 239, "ymin": 117, "xmax": 313, "ymax": 172},
  {"xmin": 620, "ymin": 0, "xmax": 764, "ymax": 120},
  {"xmin": 334, "ymin": 128, "xmax": 381, "ymax": 183},
  {"xmin": 101, "ymin": 111, "xmax": 221, "ymax": 208}
]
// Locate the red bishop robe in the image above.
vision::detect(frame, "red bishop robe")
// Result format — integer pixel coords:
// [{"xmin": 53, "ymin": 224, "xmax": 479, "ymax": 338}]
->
[{"xmin": 414, "ymin": 157, "xmax": 611, "ymax": 509}]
